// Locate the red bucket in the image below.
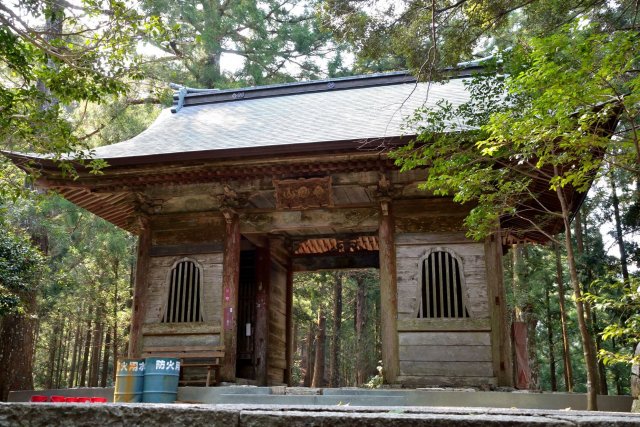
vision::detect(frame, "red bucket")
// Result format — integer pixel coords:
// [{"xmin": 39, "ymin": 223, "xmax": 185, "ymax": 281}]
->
[
  {"xmin": 50, "ymin": 395, "xmax": 66, "ymax": 403},
  {"xmin": 91, "ymin": 397, "xmax": 107, "ymax": 403},
  {"xmin": 30, "ymin": 395, "xmax": 48, "ymax": 402},
  {"xmin": 65, "ymin": 397, "xmax": 79, "ymax": 403},
  {"xmin": 76, "ymin": 397, "xmax": 91, "ymax": 403}
]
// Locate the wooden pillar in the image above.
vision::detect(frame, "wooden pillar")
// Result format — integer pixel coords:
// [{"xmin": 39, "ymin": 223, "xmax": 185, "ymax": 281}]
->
[
  {"xmin": 484, "ymin": 232, "xmax": 514, "ymax": 387},
  {"xmin": 255, "ymin": 243, "xmax": 271, "ymax": 386},
  {"xmin": 128, "ymin": 215, "xmax": 151, "ymax": 358},
  {"xmin": 220, "ymin": 210, "xmax": 241, "ymax": 382},
  {"xmin": 378, "ymin": 200, "xmax": 399, "ymax": 383},
  {"xmin": 284, "ymin": 256, "xmax": 294, "ymax": 386}
]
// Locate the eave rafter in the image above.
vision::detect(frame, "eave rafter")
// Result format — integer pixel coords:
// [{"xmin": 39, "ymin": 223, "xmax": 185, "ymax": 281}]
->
[
  {"xmin": 293, "ymin": 234, "xmax": 379, "ymax": 256},
  {"xmin": 35, "ymin": 154, "xmax": 398, "ymax": 234},
  {"xmin": 39, "ymin": 156, "xmax": 397, "ymax": 193},
  {"xmin": 51, "ymin": 185, "xmax": 137, "ymax": 233}
]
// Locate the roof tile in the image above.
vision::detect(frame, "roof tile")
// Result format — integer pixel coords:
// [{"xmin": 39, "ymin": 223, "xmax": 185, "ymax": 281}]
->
[{"xmin": 94, "ymin": 78, "xmax": 471, "ymax": 159}]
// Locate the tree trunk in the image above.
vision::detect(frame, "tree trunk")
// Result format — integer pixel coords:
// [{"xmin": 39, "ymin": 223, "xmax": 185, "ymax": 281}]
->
[
  {"xmin": 355, "ymin": 275, "xmax": 367, "ymax": 386},
  {"xmin": 576, "ymin": 208, "xmax": 605, "ymax": 394},
  {"xmin": 68, "ymin": 323, "xmax": 82, "ymax": 388},
  {"xmin": 303, "ymin": 327, "xmax": 314, "ymax": 387},
  {"xmin": 311, "ymin": 311, "xmax": 326, "ymax": 388},
  {"xmin": 113, "ymin": 257, "xmax": 128, "ymax": 381},
  {"xmin": 89, "ymin": 320, "xmax": 103, "ymax": 387},
  {"xmin": 593, "ymin": 310, "xmax": 609, "ymax": 395},
  {"xmin": 610, "ymin": 175, "xmax": 630, "ymax": 282},
  {"xmin": 45, "ymin": 320, "xmax": 61, "ymax": 389},
  {"xmin": 101, "ymin": 327, "xmax": 112, "ymax": 387},
  {"xmin": 79, "ymin": 307, "xmax": 93, "ymax": 387},
  {"xmin": 523, "ymin": 245, "xmax": 539, "ymax": 390},
  {"xmin": 545, "ymin": 279, "xmax": 558, "ymax": 391},
  {"xmin": 555, "ymin": 178, "xmax": 599, "ymax": 411},
  {"xmin": 0, "ymin": 291, "xmax": 37, "ymax": 401},
  {"xmin": 555, "ymin": 242, "xmax": 574, "ymax": 392},
  {"xmin": 329, "ymin": 273, "xmax": 342, "ymax": 388},
  {"xmin": 574, "ymin": 209, "xmax": 584, "ymax": 256},
  {"xmin": 55, "ymin": 323, "xmax": 68, "ymax": 389}
]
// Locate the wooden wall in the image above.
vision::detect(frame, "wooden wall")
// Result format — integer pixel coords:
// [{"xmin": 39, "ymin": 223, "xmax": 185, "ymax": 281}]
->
[
  {"xmin": 141, "ymin": 213, "xmax": 225, "ymax": 351},
  {"xmin": 268, "ymin": 259, "xmax": 287, "ymax": 385},
  {"xmin": 142, "ymin": 252, "xmax": 223, "ymax": 349},
  {"xmin": 395, "ymin": 232, "xmax": 495, "ymax": 386}
]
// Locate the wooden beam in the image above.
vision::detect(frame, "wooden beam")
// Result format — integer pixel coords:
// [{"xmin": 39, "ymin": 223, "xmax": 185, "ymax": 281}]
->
[
  {"xmin": 242, "ymin": 234, "xmax": 267, "ymax": 248},
  {"xmin": 397, "ymin": 318, "xmax": 491, "ymax": 332},
  {"xmin": 141, "ymin": 322, "xmax": 221, "ymax": 336},
  {"xmin": 128, "ymin": 215, "xmax": 151, "ymax": 358},
  {"xmin": 220, "ymin": 211, "xmax": 241, "ymax": 381},
  {"xmin": 292, "ymin": 252, "xmax": 379, "ymax": 272},
  {"xmin": 150, "ymin": 243, "xmax": 223, "ymax": 257},
  {"xmin": 255, "ymin": 244, "xmax": 271, "ymax": 386},
  {"xmin": 240, "ymin": 207, "xmax": 379, "ymax": 234},
  {"xmin": 484, "ymin": 232, "xmax": 514, "ymax": 387},
  {"xmin": 378, "ymin": 201, "xmax": 399, "ymax": 383}
]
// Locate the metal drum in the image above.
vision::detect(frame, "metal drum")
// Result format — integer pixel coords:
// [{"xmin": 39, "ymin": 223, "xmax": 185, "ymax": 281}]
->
[
  {"xmin": 142, "ymin": 357, "xmax": 180, "ymax": 403},
  {"xmin": 114, "ymin": 358, "xmax": 145, "ymax": 402}
]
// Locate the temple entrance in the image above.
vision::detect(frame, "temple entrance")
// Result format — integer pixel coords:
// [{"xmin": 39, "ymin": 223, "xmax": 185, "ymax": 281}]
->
[
  {"xmin": 236, "ymin": 249, "xmax": 257, "ymax": 380},
  {"xmin": 231, "ymin": 233, "xmax": 383, "ymax": 386},
  {"xmin": 291, "ymin": 269, "xmax": 381, "ymax": 387}
]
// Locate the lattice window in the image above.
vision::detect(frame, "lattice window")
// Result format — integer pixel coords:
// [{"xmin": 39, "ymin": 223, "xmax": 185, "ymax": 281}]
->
[
  {"xmin": 163, "ymin": 260, "xmax": 204, "ymax": 323},
  {"xmin": 418, "ymin": 251, "xmax": 469, "ymax": 318}
]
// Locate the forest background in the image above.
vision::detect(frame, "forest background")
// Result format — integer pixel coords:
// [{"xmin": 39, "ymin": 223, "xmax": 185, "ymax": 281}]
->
[{"xmin": 0, "ymin": 0, "xmax": 639, "ymax": 405}]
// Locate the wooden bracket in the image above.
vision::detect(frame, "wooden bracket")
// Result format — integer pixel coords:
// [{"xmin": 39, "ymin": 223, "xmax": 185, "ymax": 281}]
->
[
  {"xmin": 127, "ymin": 213, "xmax": 150, "ymax": 235},
  {"xmin": 218, "ymin": 184, "xmax": 247, "ymax": 211},
  {"xmin": 221, "ymin": 207, "xmax": 237, "ymax": 224},
  {"xmin": 380, "ymin": 200, "xmax": 390, "ymax": 217},
  {"xmin": 133, "ymin": 192, "xmax": 164, "ymax": 215},
  {"xmin": 374, "ymin": 173, "xmax": 394, "ymax": 213}
]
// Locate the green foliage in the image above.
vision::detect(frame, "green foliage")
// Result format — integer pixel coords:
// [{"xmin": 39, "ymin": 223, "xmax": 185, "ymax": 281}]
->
[
  {"xmin": 0, "ymin": 222, "xmax": 46, "ymax": 316},
  {"xmin": 0, "ymin": 0, "xmax": 164, "ymax": 191},
  {"xmin": 139, "ymin": 0, "xmax": 339, "ymax": 88},
  {"xmin": 391, "ymin": 21, "xmax": 637, "ymax": 241},
  {"xmin": 323, "ymin": 0, "xmax": 640, "ymax": 78},
  {"xmin": 585, "ymin": 278, "xmax": 640, "ymax": 366},
  {"xmin": 364, "ymin": 362, "xmax": 384, "ymax": 389},
  {"xmin": 1, "ymin": 189, "xmax": 135, "ymax": 389}
]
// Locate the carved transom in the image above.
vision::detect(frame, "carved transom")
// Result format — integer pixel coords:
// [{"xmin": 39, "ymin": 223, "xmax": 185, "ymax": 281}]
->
[{"xmin": 273, "ymin": 177, "xmax": 332, "ymax": 210}]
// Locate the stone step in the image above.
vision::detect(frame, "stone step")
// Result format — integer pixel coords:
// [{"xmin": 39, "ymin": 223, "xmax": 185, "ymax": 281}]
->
[
  {"xmin": 5, "ymin": 402, "xmax": 640, "ymax": 426},
  {"xmin": 215, "ymin": 393, "xmax": 407, "ymax": 406},
  {"xmin": 322, "ymin": 388, "xmax": 408, "ymax": 396}
]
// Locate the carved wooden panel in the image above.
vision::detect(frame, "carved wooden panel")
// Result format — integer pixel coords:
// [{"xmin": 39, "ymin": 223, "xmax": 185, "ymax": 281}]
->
[{"xmin": 274, "ymin": 177, "xmax": 332, "ymax": 210}]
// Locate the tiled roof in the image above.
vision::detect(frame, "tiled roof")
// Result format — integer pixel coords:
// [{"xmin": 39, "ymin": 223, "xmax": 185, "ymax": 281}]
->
[{"xmin": 93, "ymin": 73, "xmax": 471, "ymax": 160}]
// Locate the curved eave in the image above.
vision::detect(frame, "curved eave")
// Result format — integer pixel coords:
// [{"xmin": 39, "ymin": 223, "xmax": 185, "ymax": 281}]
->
[
  {"xmin": 2, "ymin": 141, "xmax": 406, "ymax": 235},
  {"xmin": 2, "ymin": 135, "xmax": 413, "ymax": 172}
]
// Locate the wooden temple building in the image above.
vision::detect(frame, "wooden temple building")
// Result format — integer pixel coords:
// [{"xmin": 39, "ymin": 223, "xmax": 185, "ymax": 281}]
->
[{"xmin": 5, "ymin": 71, "xmax": 600, "ymax": 388}]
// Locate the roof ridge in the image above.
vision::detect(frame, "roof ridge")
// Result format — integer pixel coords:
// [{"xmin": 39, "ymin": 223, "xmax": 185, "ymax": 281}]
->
[{"xmin": 172, "ymin": 71, "xmax": 418, "ymax": 112}]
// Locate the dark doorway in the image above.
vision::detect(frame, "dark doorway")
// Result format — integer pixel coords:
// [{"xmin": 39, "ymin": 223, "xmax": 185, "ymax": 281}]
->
[{"xmin": 236, "ymin": 249, "xmax": 257, "ymax": 380}]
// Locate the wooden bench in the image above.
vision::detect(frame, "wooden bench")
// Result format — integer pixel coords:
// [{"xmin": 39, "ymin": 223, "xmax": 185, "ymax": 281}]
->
[{"xmin": 142, "ymin": 345, "xmax": 225, "ymax": 387}]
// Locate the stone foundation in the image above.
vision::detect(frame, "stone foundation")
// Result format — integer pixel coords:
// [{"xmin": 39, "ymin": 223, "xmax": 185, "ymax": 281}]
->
[{"xmin": 2, "ymin": 403, "xmax": 640, "ymax": 427}]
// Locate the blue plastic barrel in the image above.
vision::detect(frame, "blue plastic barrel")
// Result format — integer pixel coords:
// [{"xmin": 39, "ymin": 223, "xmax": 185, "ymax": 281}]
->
[
  {"xmin": 142, "ymin": 357, "xmax": 180, "ymax": 403},
  {"xmin": 114, "ymin": 358, "xmax": 145, "ymax": 402}
]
